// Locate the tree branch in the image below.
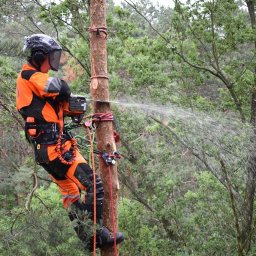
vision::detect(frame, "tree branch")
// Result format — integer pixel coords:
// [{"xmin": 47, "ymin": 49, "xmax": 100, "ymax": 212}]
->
[
  {"xmin": 125, "ymin": 0, "xmax": 246, "ymax": 121},
  {"xmin": 150, "ymin": 115, "xmax": 239, "ymax": 197},
  {"xmin": 25, "ymin": 161, "xmax": 38, "ymax": 211},
  {"xmin": 220, "ymin": 158, "xmax": 245, "ymax": 256}
]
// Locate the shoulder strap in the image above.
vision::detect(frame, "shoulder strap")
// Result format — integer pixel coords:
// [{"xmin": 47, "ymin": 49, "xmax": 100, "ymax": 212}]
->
[{"xmin": 21, "ymin": 70, "xmax": 37, "ymax": 80}]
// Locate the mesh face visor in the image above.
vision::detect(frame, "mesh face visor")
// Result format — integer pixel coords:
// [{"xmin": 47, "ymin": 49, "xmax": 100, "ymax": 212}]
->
[{"xmin": 49, "ymin": 50, "xmax": 62, "ymax": 71}]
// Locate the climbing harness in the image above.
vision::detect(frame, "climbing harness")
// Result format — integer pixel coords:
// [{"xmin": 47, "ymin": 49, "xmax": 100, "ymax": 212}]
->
[
  {"xmin": 85, "ymin": 124, "xmax": 97, "ymax": 255},
  {"xmin": 25, "ymin": 118, "xmax": 60, "ymax": 144},
  {"xmin": 24, "ymin": 95, "xmax": 87, "ymax": 165},
  {"xmin": 55, "ymin": 95, "xmax": 87, "ymax": 165}
]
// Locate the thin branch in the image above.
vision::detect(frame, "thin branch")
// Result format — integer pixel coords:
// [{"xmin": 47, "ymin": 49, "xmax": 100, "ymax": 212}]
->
[
  {"xmin": 150, "ymin": 115, "xmax": 239, "ymax": 196},
  {"xmin": 124, "ymin": 0, "xmax": 219, "ymax": 77},
  {"xmin": 118, "ymin": 170, "xmax": 154, "ymax": 212},
  {"xmin": 125, "ymin": 0, "xmax": 246, "ymax": 121},
  {"xmin": 34, "ymin": 194, "xmax": 53, "ymax": 215},
  {"xmin": 209, "ymin": 6, "xmax": 220, "ymax": 71},
  {"xmin": 10, "ymin": 210, "xmax": 26, "ymax": 236},
  {"xmin": 119, "ymin": 169, "xmax": 182, "ymax": 241},
  {"xmin": 0, "ymin": 148, "xmax": 20, "ymax": 172},
  {"xmin": 33, "ymin": 0, "xmax": 88, "ymax": 41},
  {"xmin": 0, "ymin": 98, "xmax": 24, "ymax": 128},
  {"xmin": 25, "ymin": 161, "xmax": 38, "ymax": 211},
  {"xmin": 32, "ymin": 0, "xmax": 91, "ymax": 75},
  {"xmin": 18, "ymin": 0, "xmax": 45, "ymax": 33},
  {"xmin": 220, "ymin": 158, "xmax": 245, "ymax": 256}
]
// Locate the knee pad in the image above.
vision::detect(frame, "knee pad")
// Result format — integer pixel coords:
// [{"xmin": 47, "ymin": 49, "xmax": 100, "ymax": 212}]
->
[
  {"xmin": 74, "ymin": 163, "xmax": 104, "ymax": 204},
  {"xmin": 74, "ymin": 163, "xmax": 93, "ymax": 189}
]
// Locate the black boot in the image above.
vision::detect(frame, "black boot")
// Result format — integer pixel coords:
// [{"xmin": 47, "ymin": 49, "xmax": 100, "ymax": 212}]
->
[
  {"xmin": 97, "ymin": 225, "xmax": 125, "ymax": 248},
  {"xmin": 68, "ymin": 200, "xmax": 93, "ymax": 247},
  {"xmin": 88, "ymin": 225, "xmax": 125, "ymax": 252}
]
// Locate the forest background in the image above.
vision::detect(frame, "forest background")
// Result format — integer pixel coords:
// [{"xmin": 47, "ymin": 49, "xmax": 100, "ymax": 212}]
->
[{"xmin": 1, "ymin": 0, "xmax": 256, "ymax": 255}]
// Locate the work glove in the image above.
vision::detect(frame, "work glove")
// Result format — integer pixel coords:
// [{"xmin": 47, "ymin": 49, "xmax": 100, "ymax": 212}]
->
[{"xmin": 56, "ymin": 80, "xmax": 71, "ymax": 102}]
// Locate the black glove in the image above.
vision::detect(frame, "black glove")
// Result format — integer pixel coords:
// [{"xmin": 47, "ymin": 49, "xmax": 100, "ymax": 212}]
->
[{"xmin": 56, "ymin": 80, "xmax": 71, "ymax": 102}]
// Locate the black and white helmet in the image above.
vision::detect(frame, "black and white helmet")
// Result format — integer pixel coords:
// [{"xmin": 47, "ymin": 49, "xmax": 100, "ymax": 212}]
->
[{"xmin": 23, "ymin": 34, "xmax": 62, "ymax": 71}]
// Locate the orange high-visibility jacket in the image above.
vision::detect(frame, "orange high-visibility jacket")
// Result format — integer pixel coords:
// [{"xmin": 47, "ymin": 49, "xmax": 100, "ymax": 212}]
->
[
  {"xmin": 16, "ymin": 63, "xmax": 71, "ymax": 162},
  {"xmin": 16, "ymin": 63, "xmax": 69, "ymax": 122}
]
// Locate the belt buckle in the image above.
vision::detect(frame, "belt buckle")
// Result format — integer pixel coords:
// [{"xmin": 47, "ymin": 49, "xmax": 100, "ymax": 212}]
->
[{"xmin": 53, "ymin": 123, "xmax": 56, "ymax": 132}]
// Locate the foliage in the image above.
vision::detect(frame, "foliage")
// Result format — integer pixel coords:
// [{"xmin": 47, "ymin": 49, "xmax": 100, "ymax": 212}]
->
[
  {"xmin": 0, "ymin": 184, "xmax": 88, "ymax": 256},
  {"xmin": 1, "ymin": 0, "xmax": 256, "ymax": 255}
]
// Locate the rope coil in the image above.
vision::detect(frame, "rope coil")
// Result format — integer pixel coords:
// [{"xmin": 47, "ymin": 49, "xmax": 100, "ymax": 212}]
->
[
  {"xmin": 87, "ymin": 127, "xmax": 97, "ymax": 255},
  {"xmin": 56, "ymin": 105, "xmax": 77, "ymax": 165},
  {"xmin": 88, "ymin": 26, "xmax": 108, "ymax": 38},
  {"xmin": 90, "ymin": 75, "xmax": 109, "ymax": 79},
  {"xmin": 92, "ymin": 112, "xmax": 114, "ymax": 122}
]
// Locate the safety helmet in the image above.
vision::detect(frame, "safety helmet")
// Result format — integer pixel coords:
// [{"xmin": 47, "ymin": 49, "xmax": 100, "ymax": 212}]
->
[{"xmin": 23, "ymin": 34, "xmax": 62, "ymax": 71}]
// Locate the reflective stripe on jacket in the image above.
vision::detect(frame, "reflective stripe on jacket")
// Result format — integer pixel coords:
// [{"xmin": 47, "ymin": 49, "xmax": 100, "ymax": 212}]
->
[{"xmin": 16, "ymin": 63, "xmax": 66, "ymax": 123}]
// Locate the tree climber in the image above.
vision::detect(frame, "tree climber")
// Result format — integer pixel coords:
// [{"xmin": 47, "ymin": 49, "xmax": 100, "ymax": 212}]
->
[{"xmin": 16, "ymin": 34, "xmax": 124, "ymax": 251}]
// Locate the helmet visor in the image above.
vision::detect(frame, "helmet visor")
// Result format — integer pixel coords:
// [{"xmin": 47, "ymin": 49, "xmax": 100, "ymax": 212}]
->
[{"xmin": 49, "ymin": 50, "xmax": 62, "ymax": 71}]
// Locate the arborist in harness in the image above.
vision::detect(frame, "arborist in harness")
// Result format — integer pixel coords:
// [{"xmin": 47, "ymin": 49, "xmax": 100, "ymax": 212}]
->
[{"xmin": 16, "ymin": 34, "xmax": 124, "ymax": 251}]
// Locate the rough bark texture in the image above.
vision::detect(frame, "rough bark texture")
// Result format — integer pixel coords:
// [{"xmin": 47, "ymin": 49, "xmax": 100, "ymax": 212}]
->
[{"xmin": 89, "ymin": 1, "xmax": 120, "ymax": 255}]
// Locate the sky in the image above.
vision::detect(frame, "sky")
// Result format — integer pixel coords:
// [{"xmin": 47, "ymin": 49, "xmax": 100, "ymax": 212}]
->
[{"xmin": 114, "ymin": 0, "xmax": 175, "ymax": 8}]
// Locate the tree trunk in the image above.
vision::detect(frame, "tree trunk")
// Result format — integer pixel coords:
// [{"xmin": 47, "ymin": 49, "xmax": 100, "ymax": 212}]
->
[
  {"xmin": 246, "ymin": 0, "xmax": 256, "ymax": 125},
  {"xmin": 240, "ymin": 1, "xmax": 256, "ymax": 253},
  {"xmin": 89, "ymin": 1, "xmax": 120, "ymax": 255}
]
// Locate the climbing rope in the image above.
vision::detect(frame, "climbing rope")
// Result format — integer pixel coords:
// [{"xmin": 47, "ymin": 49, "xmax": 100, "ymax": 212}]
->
[
  {"xmin": 86, "ymin": 125, "xmax": 97, "ymax": 256},
  {"xmin": 92, "ymin": 112, "xmax": 114, "ymax": 123},
  {"xmin": 56, "ymin": 104, "xmax": 77, "ymax": 165},
  {"xmin": 88, "ymin": 26, "xmax": 108, "ymax": 38},
  {"xmin": 107, "ymin": 164, "xmax": 118, "ymax": 255}
]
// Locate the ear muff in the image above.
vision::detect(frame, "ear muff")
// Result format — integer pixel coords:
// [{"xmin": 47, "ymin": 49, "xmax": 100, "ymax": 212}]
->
[{"xmin": 32, "ymin": 51, "xmax": 46, "ymax": 67}]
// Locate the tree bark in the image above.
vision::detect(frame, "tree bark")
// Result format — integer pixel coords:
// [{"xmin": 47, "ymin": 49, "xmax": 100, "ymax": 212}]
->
[
  {"xmin": 246, "ymin": 0, "xmax": 256, "ymax": 125},
  {"xmin": 241, "ymin": 1, "xmax": 256, "ymax": 253},
  {"xmin": 89, "ymin": 1, "xmax": 120, "ymax": 255}
]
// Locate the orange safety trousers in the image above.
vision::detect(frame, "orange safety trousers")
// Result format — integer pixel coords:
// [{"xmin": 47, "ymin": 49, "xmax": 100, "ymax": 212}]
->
[{"xmin": 50, "ymin": 152, "xmax": 87, "ymax": 208}]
